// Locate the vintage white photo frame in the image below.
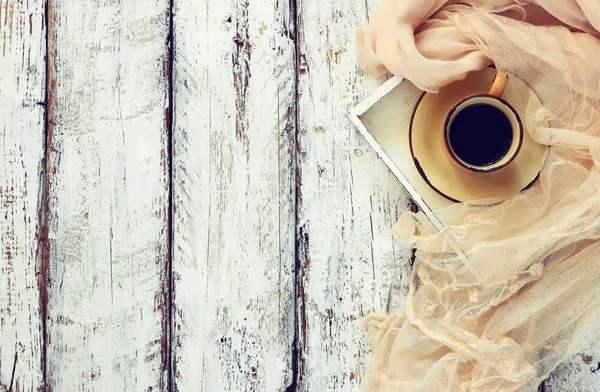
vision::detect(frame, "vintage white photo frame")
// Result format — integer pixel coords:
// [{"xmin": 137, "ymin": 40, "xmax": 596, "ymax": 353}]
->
[{"xmin": 349, "ymin": 76, "xmax": 455, "ymax": 229}]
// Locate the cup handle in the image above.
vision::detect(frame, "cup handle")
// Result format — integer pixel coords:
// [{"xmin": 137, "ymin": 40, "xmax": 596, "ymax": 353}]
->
[{"xmin": 488, "ymin": 72, "xmax": 508, "ymax": 97}]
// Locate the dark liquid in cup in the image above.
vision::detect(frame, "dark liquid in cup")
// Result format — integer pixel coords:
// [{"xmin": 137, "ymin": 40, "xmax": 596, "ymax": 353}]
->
[{"xmin": 449, "ymin": 104, "xmax": 513, "ymax": 167}]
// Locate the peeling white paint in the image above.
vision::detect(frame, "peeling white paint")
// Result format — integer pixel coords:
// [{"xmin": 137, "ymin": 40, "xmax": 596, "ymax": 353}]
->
[
  {"xmin": 172, "ymin": 0, "xmax": 296, "ymax": 390},
  {"xmin": 45, "ymin": 0, "xmax": 170, "ymax": 390},
  {"xmin": 295, "ymin": 0, "xmax": 412, "ymax": 390},
  {"xmin": 0, "ymin": 0, "xmax": 46, "ymax": 390},
  {"xmin": 0, "ymin": 0, "xmax": 597, "ymax": 390}
]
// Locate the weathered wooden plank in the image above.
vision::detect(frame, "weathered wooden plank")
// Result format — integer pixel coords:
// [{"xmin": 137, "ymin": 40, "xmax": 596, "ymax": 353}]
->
[
  {"xmin": 172, "ymin": 0, "xmax": 296, "ymax": 390},
  {"xmin": 0, "ymin": 0, "xmax": 46, "ymax": 390},
  {"xmin": 295, "ymin": 0, "xmax": 413, "ymax": 389},
  {"xmin": 45, "ymin": 0, "xmax": 170, "ymax": 389},
  {"xmin": 543, "ymin": 343, "xmax": 600, "ymax": 391}
]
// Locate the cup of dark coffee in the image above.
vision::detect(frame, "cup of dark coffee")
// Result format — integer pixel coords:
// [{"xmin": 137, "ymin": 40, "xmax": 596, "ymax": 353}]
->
[{"xmin": 444, "ymin": 72, "xmax": 523, "ymax": 173}]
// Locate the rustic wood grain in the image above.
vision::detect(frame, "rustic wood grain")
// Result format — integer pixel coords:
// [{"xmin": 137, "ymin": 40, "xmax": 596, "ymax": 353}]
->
[
  {"xmin": 0, "ymin": 0, "xmax": 591, "ymax": 390},
  {"xmin": 45, "ymin": 0, "xmax": 170, "ymax": 390},
  {"xmin": 172, "ymin": 0, "xmax": 296, "ymax": 390},
  {"xmin": 543, "ymin": 343, "xmax": 600, "ymax": 391},
  {"xmin": 294, "ymin": 0, "xmax": 413, "ymax": 389},
  {"xmin": 0, "ymin": 0, "xmax": 46, "ymax": 390}
]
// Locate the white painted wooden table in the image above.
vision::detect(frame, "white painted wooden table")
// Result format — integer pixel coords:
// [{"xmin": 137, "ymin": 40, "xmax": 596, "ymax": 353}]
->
[{"xmin": 0, "ymin": 0, "xmax": 598, "ymax": 390}]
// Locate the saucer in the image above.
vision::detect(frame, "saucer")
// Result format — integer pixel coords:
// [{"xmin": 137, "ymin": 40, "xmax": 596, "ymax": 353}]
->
[{"xmin": 409, "ymin": 67, "xmax": 548, "ymax": 202}]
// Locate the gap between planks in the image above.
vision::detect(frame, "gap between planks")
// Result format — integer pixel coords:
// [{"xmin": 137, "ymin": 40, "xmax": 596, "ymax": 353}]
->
[
  {"xmin": 167, "ymin": 0, "xmax": 175, "ymax": 388},
  {"xmin": 288, "ymin": 0, "xmax": 303, "ymax": 390}
]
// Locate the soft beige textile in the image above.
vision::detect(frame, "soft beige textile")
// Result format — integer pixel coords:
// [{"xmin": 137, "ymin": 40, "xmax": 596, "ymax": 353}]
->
[
  {"xmin": 357, "ymin": 1, "xmax": 600, "ymax": 391},
  {"xmin": 358, "ymin": 0, "xmax": 600, "ymax": 91}
]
